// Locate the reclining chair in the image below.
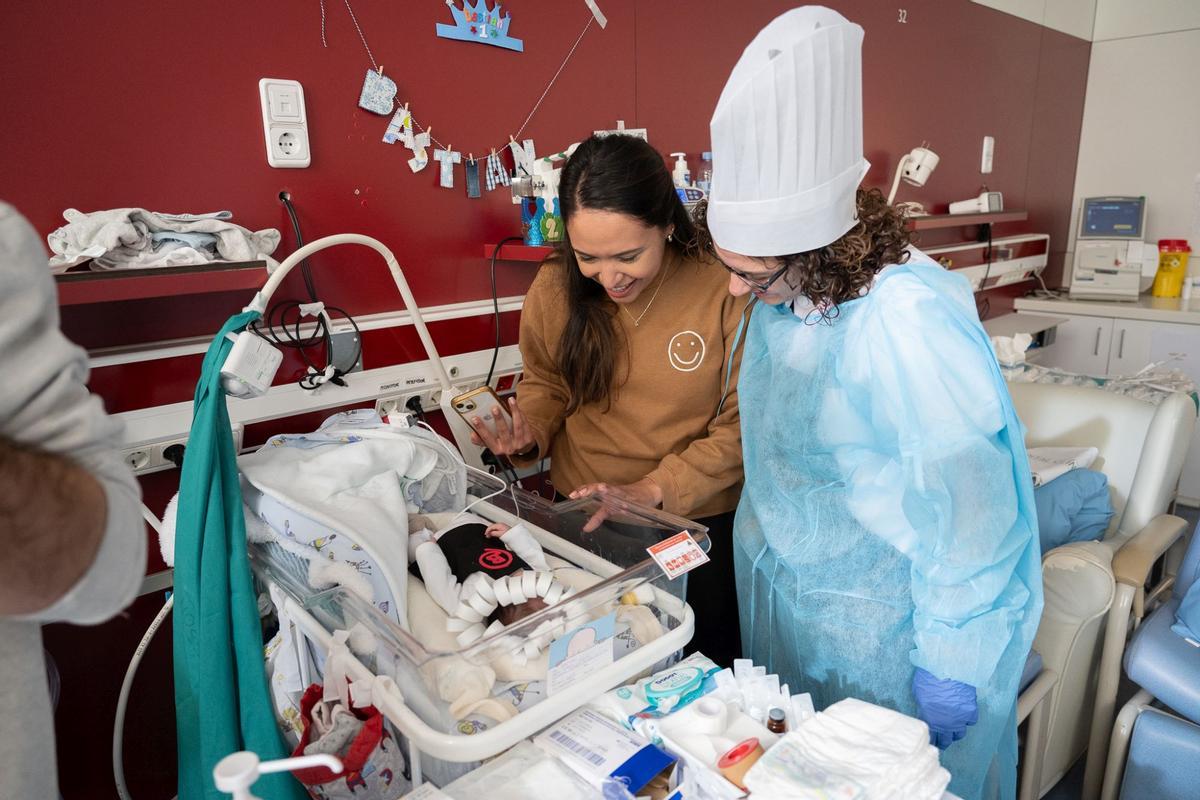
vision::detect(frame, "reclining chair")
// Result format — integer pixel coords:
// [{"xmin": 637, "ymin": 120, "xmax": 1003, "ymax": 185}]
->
[
  {"xmin": 1100, "ymin": 522, "xmax": 1200, "ymax": 799},
  {"xmin": 1007, "ymin": 382, "xmax": 1195, "ymax": 798}
]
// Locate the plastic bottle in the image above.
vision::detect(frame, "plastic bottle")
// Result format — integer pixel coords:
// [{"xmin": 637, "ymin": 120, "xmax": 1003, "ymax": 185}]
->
[
  {"xmin": 670, "ymin": 152, "xmax": 691, "ymax": 188},
  {"xmin": 697, "ymin": 150, "xmax": 714, "ymax": 194}
]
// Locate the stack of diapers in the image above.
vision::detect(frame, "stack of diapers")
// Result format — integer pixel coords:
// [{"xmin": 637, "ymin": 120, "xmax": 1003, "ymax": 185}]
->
[{"xmin": 743, "ymin": 698, "xmax": 951, "ymax": 800}]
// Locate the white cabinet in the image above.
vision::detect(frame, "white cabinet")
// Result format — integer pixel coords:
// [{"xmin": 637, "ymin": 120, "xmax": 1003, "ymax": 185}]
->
[
  {"xmin": 1108, "ymin": 319, "xmax": 1156, "ymax": 376},
  {"xmin": 1147, "ymin": 324, "xmax": 1200, "ymax": 505},
  {"xmin": 1029, "ymin": 311, "xmax": 1200, "ymax": 504},
  {"xmin": 1040, "ymin": 316, "xmax": 1113, "ymax": 375}
]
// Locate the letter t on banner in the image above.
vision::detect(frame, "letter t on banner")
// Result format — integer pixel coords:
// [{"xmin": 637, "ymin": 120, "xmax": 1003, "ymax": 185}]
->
[{"xmin": 433, "ymin": 148, "xmax": 462, "ymax": 188}]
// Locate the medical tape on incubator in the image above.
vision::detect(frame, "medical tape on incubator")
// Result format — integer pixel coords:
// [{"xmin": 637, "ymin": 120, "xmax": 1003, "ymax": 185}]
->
[
  {"xmin": 521, "ymin": 570, "xmax": 537, "ymax": 599},
  {"xmin": 535, "ymin": 572, "xmax": 553, "ymax": 597}
]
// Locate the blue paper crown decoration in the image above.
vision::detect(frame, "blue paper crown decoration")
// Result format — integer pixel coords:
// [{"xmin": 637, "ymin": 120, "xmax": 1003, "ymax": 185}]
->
[{"xmin": 436, "ymin": 0, "xmax": 524, "ymax": 52}]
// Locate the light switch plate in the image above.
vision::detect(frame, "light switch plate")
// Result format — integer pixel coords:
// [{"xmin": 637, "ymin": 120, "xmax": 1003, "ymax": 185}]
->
[{"xmin": 259, "ymin": 78, "xmax": 310, "ymax": 168}]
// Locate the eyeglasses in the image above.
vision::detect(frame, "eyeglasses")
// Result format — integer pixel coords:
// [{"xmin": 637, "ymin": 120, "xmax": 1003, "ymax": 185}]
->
[{"xmin": 722, "ymin": 260, "xmax": 790, "ymax": 293}]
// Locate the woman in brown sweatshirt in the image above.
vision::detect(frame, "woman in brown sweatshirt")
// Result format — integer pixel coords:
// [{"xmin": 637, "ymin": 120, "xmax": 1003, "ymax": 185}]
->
[{"xmin": 471, "ymin": 134, "xmax": 749, "ymax": 664}]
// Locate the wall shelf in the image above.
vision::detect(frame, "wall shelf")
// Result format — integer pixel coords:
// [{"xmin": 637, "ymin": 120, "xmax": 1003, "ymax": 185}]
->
[
  {"xmin": 55, "ymin": 260, "xmax": 270, "ymax": 306},
  {"xmin": 908, "ymin": 210, "xmax": 1027, "ymax": 231},
  {"xmin": 483, "ymin": 243, "xmax": 554, "ymax": 262}
]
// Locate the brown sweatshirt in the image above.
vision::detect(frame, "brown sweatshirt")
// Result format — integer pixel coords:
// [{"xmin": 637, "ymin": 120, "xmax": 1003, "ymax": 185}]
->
[{"xmin": 512, "ymin": 248, "xmax": 748, "ymax": 519}]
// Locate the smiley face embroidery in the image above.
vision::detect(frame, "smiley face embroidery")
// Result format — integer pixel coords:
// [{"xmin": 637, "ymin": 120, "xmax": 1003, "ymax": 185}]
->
[{"xmin": 668, "ymin": 330, "xmax": 706, "ymax": 372}]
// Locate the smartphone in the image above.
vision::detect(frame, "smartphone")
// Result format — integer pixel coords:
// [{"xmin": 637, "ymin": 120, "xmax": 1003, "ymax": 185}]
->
[{"xmin": 451, "ymin": 386, "xmax": 512, "ymax": 439}]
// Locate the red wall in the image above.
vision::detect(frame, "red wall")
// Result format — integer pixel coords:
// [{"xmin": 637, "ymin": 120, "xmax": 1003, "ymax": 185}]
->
[{"xmin": 1, "ymin": 2, "xmax": 1088, "ymax": 797}]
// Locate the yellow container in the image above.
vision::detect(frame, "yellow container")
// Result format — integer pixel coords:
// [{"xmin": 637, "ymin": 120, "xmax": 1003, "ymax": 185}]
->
[{"xmin": 1151, "ymin": 239, "xmax": 1192, "ymax": 298}]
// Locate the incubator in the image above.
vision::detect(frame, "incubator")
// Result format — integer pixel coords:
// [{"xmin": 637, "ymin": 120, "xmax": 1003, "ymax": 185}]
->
[{"xmin": 244, "ymin": 422, "xmax": 707, "ymax": 786}]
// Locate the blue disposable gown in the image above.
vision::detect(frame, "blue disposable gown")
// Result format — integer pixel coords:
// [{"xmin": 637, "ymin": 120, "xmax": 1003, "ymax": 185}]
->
[{"xmin": 734, "ymin": 250, "xmax": 1042, "ymax": 800}]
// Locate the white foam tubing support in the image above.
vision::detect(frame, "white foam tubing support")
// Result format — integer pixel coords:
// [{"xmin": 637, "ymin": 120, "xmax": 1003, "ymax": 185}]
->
[
  {"xmin": 274, "ymin": 587, "xmax": 694, "ymax": 765},
  {"xmin": 244, "ymin": 233, "xmax": 454, "ymax": 392},
  {"xmin": 474, "ymin": 500, "xmax": 690, "ymax": 621}
]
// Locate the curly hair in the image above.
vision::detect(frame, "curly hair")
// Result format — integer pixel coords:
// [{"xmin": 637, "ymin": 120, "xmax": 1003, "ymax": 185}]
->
[{"xmin": 694, "ymin": 187, "xmax": 912, "ymax": 319}]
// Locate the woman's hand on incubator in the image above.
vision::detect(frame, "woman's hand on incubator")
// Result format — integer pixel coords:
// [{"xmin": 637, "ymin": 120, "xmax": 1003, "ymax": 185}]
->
[
  {"xmin": 470, "ymin": 396, "xmax": 537, "ymax": 457},
  {"xmin": 569, "ymin": 477, "xmax": 664, "ymax": 532}
]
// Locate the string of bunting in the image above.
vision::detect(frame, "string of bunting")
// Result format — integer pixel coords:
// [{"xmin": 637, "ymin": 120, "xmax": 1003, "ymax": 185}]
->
[{"xmin": 320, "ymin": 0, "xmax": 605, "ymax": 194}]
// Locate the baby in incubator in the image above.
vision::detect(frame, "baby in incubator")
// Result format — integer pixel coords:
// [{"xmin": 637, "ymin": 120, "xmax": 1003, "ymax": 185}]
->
[{"xmin": 408, "ymin": 512, "xmax": 558, "ymax": 626}]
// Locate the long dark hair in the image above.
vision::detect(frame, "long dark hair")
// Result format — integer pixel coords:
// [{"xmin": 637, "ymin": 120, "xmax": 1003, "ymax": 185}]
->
[
  {"xmin": 694, "ymin": 187, "xmax": 911, "ymax": 319},
  {"xmin": 555, "ymin": 134, "xmax": 696, "ymax": 414}
]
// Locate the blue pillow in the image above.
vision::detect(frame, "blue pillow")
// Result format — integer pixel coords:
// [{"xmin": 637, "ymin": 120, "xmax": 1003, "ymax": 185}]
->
[
  {"xmin": 1033, "ymin": 468, "xmax": 1115, "ymax": 553},
  {"xmin": 1173, "ymin": 584, "xmax": 1200, "ymax": 644}
]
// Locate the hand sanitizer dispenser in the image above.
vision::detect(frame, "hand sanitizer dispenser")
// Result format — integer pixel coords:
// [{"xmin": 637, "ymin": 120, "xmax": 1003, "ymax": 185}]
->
[{"xmin": 670, "ymin": 152, "xmax": 691, "ymax": 188}]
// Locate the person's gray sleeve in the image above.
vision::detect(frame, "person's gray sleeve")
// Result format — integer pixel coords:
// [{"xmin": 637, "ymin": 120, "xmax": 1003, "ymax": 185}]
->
[{"xmin": 0, "ymin": 203, "xmax": 144, "ymax": 624}]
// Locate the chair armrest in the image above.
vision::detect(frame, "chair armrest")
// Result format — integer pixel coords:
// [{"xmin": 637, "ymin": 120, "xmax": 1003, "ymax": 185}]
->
[
  {"xmin": 1017, "ymin": 667, "xmax": 1058, "ymax": 723},
  {"xmin": 1112, "ymin": 514, "xmax": 1188, "ymax": 617}
]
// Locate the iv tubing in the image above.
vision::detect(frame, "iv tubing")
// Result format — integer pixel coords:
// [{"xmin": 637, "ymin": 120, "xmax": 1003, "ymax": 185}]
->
[{"xmin": 114, "ymin": 505, "xmax": 177, "ymax": 800}]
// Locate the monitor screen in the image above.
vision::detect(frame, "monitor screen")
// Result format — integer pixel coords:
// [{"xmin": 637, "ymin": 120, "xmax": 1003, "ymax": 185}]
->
[{"xmin": 1080, "ymin": 197, "xmax": 1145, "ymax": 239}]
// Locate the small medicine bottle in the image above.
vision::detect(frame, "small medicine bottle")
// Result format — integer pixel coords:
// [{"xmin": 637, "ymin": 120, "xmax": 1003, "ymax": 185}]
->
[{"xmin": 766, "ymin": 707, "xmax": 787, "ymax": 734}]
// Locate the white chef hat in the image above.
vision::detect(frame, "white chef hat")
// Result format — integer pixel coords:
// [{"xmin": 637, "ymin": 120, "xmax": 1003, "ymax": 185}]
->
[{"xmin": 707, "ymin": 6, "xmax": 870, "ymax": 257}]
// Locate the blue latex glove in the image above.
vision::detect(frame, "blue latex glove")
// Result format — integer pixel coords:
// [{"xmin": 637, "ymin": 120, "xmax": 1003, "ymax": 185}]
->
[{"xmin": 912, "ymin": 667, "xmax": 979, "ymax": 749}]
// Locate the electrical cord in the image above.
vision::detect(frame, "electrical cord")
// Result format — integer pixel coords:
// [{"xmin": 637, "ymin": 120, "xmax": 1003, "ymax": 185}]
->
[
  {"xmin": 251, "ymin": 193, "xmax": 363, "ymax": 389},
  {"xmin": 486, "ymin": 236, "xmax": 524, "ymax": 387},
  {"xmin": 976, "ymin": 224, "xmax": 993, "ymax": 321},
  {"xmin": 404, "ymin": 394, "xmax": 429, "ymax": 424}
]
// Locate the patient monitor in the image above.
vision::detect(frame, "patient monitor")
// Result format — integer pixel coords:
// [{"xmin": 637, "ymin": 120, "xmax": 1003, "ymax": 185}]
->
[{"xmin": 1069, "ymin": 196, "xmax": 1155, "ymax": 301}]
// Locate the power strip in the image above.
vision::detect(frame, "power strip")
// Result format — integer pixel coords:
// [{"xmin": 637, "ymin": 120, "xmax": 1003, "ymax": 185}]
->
[{"xmin": 114, "ymin": 345, "xmax": 523, "ymax": 453}]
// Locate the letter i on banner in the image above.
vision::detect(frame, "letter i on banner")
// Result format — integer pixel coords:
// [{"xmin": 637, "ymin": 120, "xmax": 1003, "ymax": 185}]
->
[{"xmin": 465, "ymin": 155, "xmax": 482, "ymax": 198}]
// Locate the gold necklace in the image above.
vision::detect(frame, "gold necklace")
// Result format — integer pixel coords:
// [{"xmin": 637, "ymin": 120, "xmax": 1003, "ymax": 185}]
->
[{"xmin": 622, "ymin": 261, "xmax": 672, "ymax": 328}]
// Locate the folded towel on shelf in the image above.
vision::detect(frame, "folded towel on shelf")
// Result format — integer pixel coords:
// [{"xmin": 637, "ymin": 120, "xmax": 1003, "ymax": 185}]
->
[{"xmin": 46, "ymin": 207, "xmax": 280, "ymax": 272}]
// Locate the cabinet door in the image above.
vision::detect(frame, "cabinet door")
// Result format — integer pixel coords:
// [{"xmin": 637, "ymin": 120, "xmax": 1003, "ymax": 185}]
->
[
  {"xmin": 1108, "ymin": 319, "xmax": 1156, "ymax": 376},
  {"xmin": 1041, "ymin": 316, "xmax": 1114, "ymax": 375},
  {"xmin": 1147, "ymin": 322, "xmax": 1200, "ymax": 505}
]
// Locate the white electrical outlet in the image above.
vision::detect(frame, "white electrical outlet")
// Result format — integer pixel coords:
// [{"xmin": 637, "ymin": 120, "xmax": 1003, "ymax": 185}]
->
[
  {"xmin": 259, "ymin": 78, "xmax": 310, "ymax": 168},
  {"xmin": 375, "ymin": 387, "xmax": 446, "ymax": 419},
  {"xmin": 120, "ymin": 424, "xmax": 244, "ymax": 476},
  {"xmin": 981, "ymin": 135, "xmax": 994, "ymax": 174}
]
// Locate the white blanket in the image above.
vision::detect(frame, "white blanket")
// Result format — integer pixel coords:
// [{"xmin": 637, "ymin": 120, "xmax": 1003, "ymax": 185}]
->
[
  {"xmin": 46, "ymin": 207, "xmax": 280, "ymax": 272},
  {"xmin": 238, "ymin": 410, "xmax": 467, "ymax": 628}
]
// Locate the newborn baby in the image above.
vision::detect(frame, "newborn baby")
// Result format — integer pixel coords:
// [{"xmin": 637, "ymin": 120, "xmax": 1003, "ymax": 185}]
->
[{"xmin": 408, "ymin": 512, "xmax": 553, "ymax": 626}]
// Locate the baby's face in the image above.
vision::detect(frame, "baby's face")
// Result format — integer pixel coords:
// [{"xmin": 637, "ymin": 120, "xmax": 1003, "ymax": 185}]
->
[{"xmin": 492, "ymin": 596, "xmax": 548, "ymax": 626}]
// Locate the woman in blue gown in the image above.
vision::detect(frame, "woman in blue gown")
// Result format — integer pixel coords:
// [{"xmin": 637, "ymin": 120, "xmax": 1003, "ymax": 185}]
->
[{"xmin": 699, "ymin": 8, "xmax": 1042, "ymax": 799}]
